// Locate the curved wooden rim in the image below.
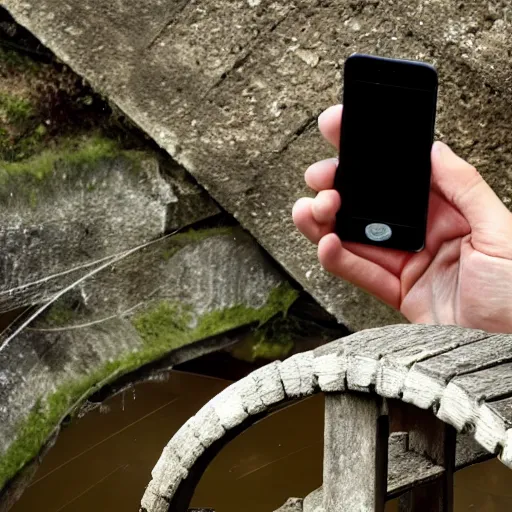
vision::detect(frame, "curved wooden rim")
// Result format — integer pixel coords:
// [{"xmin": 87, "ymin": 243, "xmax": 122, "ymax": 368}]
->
[{"xmin": 141, "ymin": 324, "xmax": 512, "ymax": 512}]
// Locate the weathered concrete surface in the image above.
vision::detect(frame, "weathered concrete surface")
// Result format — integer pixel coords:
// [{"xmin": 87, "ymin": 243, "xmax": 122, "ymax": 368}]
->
[
  {"xmin": 5, "ymin": 0, "xmax": 512, "ymax": 329},
  {"xmin": 0, "ymin": 13, "xmax": 219, "ymax": 312},
  {"xmin": 0, "ymin": 146, "xmax": 218, "ymax": 312},
  {"xmin": 0, "ymin": 18, "xmax": 336, "ymax": 502},
  {"xmin": 0, "ymin": 226, "xmax": 297, "ymax": 497}
]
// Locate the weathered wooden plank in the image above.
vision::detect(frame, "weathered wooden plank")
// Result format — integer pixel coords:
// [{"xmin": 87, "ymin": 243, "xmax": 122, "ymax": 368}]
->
[
  {"xmin": 278, "ymin": 352, "xmax": 315, "ymax": 398},
  {"xmin": 386, "ymin": 431, "xmax": 444, "ymax": 501},
  {"xmin": 208, "ymin": 384, "xmax": 248, "ymax": 430},
  {"xmin": 411, "ymin": 334, "xmax": 512, "ymax": 380},
  {"xmin": 377, "ymin": 329, "xmax": 490, "ymax": 399},
  {"xmin": 402, "ymin": 334, "xmax": 511, "ymax": 410},
  {"xmin": 445, "ymin": 362, "xmax": 512, "ymax": 402},
  {"xmin": 352, "ymin": 327, "xmax": 489, "ymax": 394},
  {"xmin": 283, "ymin": 433, "xmax": 446, "ymax": 512},
  {"xmin": 437, "ymin": 362, "xmax": 512, "ymax": 454},
  {"xmin": 455, "ymin": 433, "xmax": 491, "ymax": 469},
  {"xmin": 397, "ymin": 408, "xmax": 455, "ymax": 512},
  {"xmin": 314, "ymin": 324, "xmax": 487, "ymax": 394},
  {"xmin": 140, "ymin": 480, "xmax": 170, "ymax": 512},
  {"xmin": 487, "ymin": 397, "xmax": 512, "ymax": 464},
  {"xmin": 150, "ymin": 448, "xmax": 188, "ymax": 501},
  {"xmin": 249, "ymin": 361, "xmax": 285, "ymax": 407},
  {"xmin": 323, "ymin": 393, "xmax": 387, "ymax": 512},
  {"xmin": 496, "ymin": 399, "xmax": 512, "ymax": 466},
  {"xmin": 274, "ymin": 499, "xmax": 303, "ymax": 512},
  {"xmin": 491, "ymin": 396, "xmax": 512, "ymax": 424}
]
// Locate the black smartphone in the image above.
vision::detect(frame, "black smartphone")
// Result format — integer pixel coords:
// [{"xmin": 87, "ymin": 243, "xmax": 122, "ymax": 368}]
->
[{"xmin": 335, "ymin": 54, "xmax": 438, "ymax": 252}]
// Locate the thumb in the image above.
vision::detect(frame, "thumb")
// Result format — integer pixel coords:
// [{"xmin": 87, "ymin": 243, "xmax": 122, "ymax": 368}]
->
[{"xmin": 431, "ymin": 141, "xmax": 512, "ymax": 231}]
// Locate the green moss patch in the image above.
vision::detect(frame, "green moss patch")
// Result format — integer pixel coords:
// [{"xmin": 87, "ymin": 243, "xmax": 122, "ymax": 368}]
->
[
  {"xmin": 131, "ymin": 282, "xmax": 298, "ymax": 363},
  {"xmin": 0, "ymin": 11, "xmax": 154, "ymax": 204},
  {"xmin": 0, "ymin": 37, "xmax": 142, "ymax": 164},
  {"xmin": 0, "ymin": 282, "xmax": 298, "ymax": 490},
  {"xmin": 159, "ymin": 227, "xmax": 240, "ymax": 262},
  {"xmin": 0, "ymin": 93, "xmax": 34, "ymax": 124},
  {"xmin": 0, "ymin": 89, "xmax": 41, "ymax": 161},
  {"xmin": 230, "ymin": 315, "xmax": 301, "ymax": 362},
  {"xmin": 0, "ymin": 135, "xmax": 143, "ymax": 206},
  {"xmin": 0, "ymin": 135, "xmax": 119, "ymax": 181},
  {"xmin": 0, "ymin": 46, "xmax": 41, "ymax": 76}
]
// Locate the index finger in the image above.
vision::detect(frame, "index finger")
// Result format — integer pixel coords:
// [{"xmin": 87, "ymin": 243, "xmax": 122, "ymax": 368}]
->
[{"xmin": 318, "ymin": 104, "xmax": 342, "ymax": 150}]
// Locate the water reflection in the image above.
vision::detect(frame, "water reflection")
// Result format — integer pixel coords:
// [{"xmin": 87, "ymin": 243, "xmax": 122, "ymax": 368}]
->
[{"xmin": 10, "ymin": 370, "xmax": 512, "ymax": 512}]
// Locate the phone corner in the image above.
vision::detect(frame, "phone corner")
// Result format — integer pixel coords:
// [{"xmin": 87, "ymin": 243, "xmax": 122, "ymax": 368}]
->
[
  {"xmin": 344, "ymin": 52, "xmax": 371, "ymax": 69},
  {"xmin": 412, "ymin": 241, "xmax": 426, "ymax": 253},
  {"xmin": 423, "ymin": 61, "xmax": 438, "ymax": 84}
]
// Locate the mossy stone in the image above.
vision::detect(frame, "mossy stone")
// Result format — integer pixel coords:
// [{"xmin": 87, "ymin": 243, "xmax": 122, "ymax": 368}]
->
[{"xmin": 0, "ymin": 282, "xmax": 298, "ymax": 490}]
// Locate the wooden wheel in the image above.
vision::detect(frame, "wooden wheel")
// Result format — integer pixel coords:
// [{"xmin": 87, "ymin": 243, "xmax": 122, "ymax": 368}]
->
[{"xmin": 141, "ymin": 324, "xmax": 512, "ymax": 512}]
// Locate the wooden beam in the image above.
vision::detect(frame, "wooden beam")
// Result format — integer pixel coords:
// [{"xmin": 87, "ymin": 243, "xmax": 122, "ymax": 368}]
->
[
  {"xmin": 323, "ymin": 392, "xmax": 388, "ymax": 512},
  {"xmin": 397, "ymin": 407, "xmax": 456, "ymax": 512}
]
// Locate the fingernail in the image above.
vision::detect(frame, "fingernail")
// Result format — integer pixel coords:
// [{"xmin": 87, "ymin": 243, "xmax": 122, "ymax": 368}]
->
[
  {"xmin": 433, "ymin": 141, "xmax": 451, "ymax": 156},
  {"xmin": 318, "ymin": 105, "xmax": 342, "ymax": 126},
  {"xmin": 432, "ymin": 141, "xmax": 443, "ymax": 155},
  {"xmin": 317, "ymin": 109, "xmax": 328, "ymax": 127}
]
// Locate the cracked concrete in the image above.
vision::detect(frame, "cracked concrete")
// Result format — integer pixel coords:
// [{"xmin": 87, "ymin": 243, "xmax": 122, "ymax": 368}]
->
[{"xmin": 3, "ymin": 0, "xmax": 512, "ymax": 330}]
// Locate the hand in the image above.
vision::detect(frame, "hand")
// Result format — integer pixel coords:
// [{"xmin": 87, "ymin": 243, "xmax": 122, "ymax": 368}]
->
[{"xmin": 293, "ymin": 104, "xmax": 512, "ymax": 333}]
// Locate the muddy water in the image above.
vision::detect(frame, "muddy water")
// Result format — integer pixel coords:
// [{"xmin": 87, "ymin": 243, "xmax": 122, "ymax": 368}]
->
[{"xmin": 10, "ymin": 369, "xmax": 512, "ymax": 512}]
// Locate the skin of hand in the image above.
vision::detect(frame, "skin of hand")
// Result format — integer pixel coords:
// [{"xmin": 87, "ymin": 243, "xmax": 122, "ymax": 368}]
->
[{"xmin": 293, "ymin": 104, "xmax": 512, "ymax": 334}]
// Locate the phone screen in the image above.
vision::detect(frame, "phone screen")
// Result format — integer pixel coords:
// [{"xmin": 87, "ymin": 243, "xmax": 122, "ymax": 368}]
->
[{"xmin": 340, "ymin": 79, "xmax": 435, "ymax": 229}]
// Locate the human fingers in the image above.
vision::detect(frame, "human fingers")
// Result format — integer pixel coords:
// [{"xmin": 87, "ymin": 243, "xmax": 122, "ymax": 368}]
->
[
  {"xmin": 292, "ymin": 197, "xmax": 334, "ymax": 244},
  {"xmin": 311, "ymin": 189, "xmax": 341, "ymax": 225},
  {"xmin": 318, "ymin": 233, "xmax": 401, "ymax": 308},
  {"xmin": 431, "ymin": 141, "xmax": 512, "ymax": 256},
  {"xmin": 400, "ymin": 190, "xmax": 470, "ymax": 297},
  {"xmin": 298, "ymin": 185, "xmax": 409, "ymax": 276},
  {"xmin": 305, "ymin": 158, "xmax": 338, "ymax": 191},
  {"xmin": 318, "ymin": 104, "xmax": 342, "ymax": 150},
  {"xmin": 343, "ymin": 241, "xmax": 412, "ymax": 277}
]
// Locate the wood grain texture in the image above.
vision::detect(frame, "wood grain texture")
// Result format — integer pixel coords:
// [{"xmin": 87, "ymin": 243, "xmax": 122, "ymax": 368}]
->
[
  {"xmin": 323, "ymin": 393, "xmax": 387, "ymax": 512},
  {"xmin": 492, "ymin": 396, "xmax": 512, "ymax": 424},
  {"xmin": 438, "ymin": 363, "xmax": 512, "ymax": 452},
  {"xmin": 296, "ymin": 432, "xmax": 491, "ymax": 512},
  {"xmin": 282, "ymin": 432, "xmax": 447, "ymax": 512},
  {"xmin": 274, "ymin": 499, "xmax": 303, "ymax": 512},
  {"xmin": 141, "ymin": 324, "xmax": 512, "ymax": 512},
  {"xmin": 397, "ymin": 409, "xmax": 455, "ymax": 512},
  {"xmin": 387, "ymin": 434, "xmax": 445, "ymax": 500}
]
